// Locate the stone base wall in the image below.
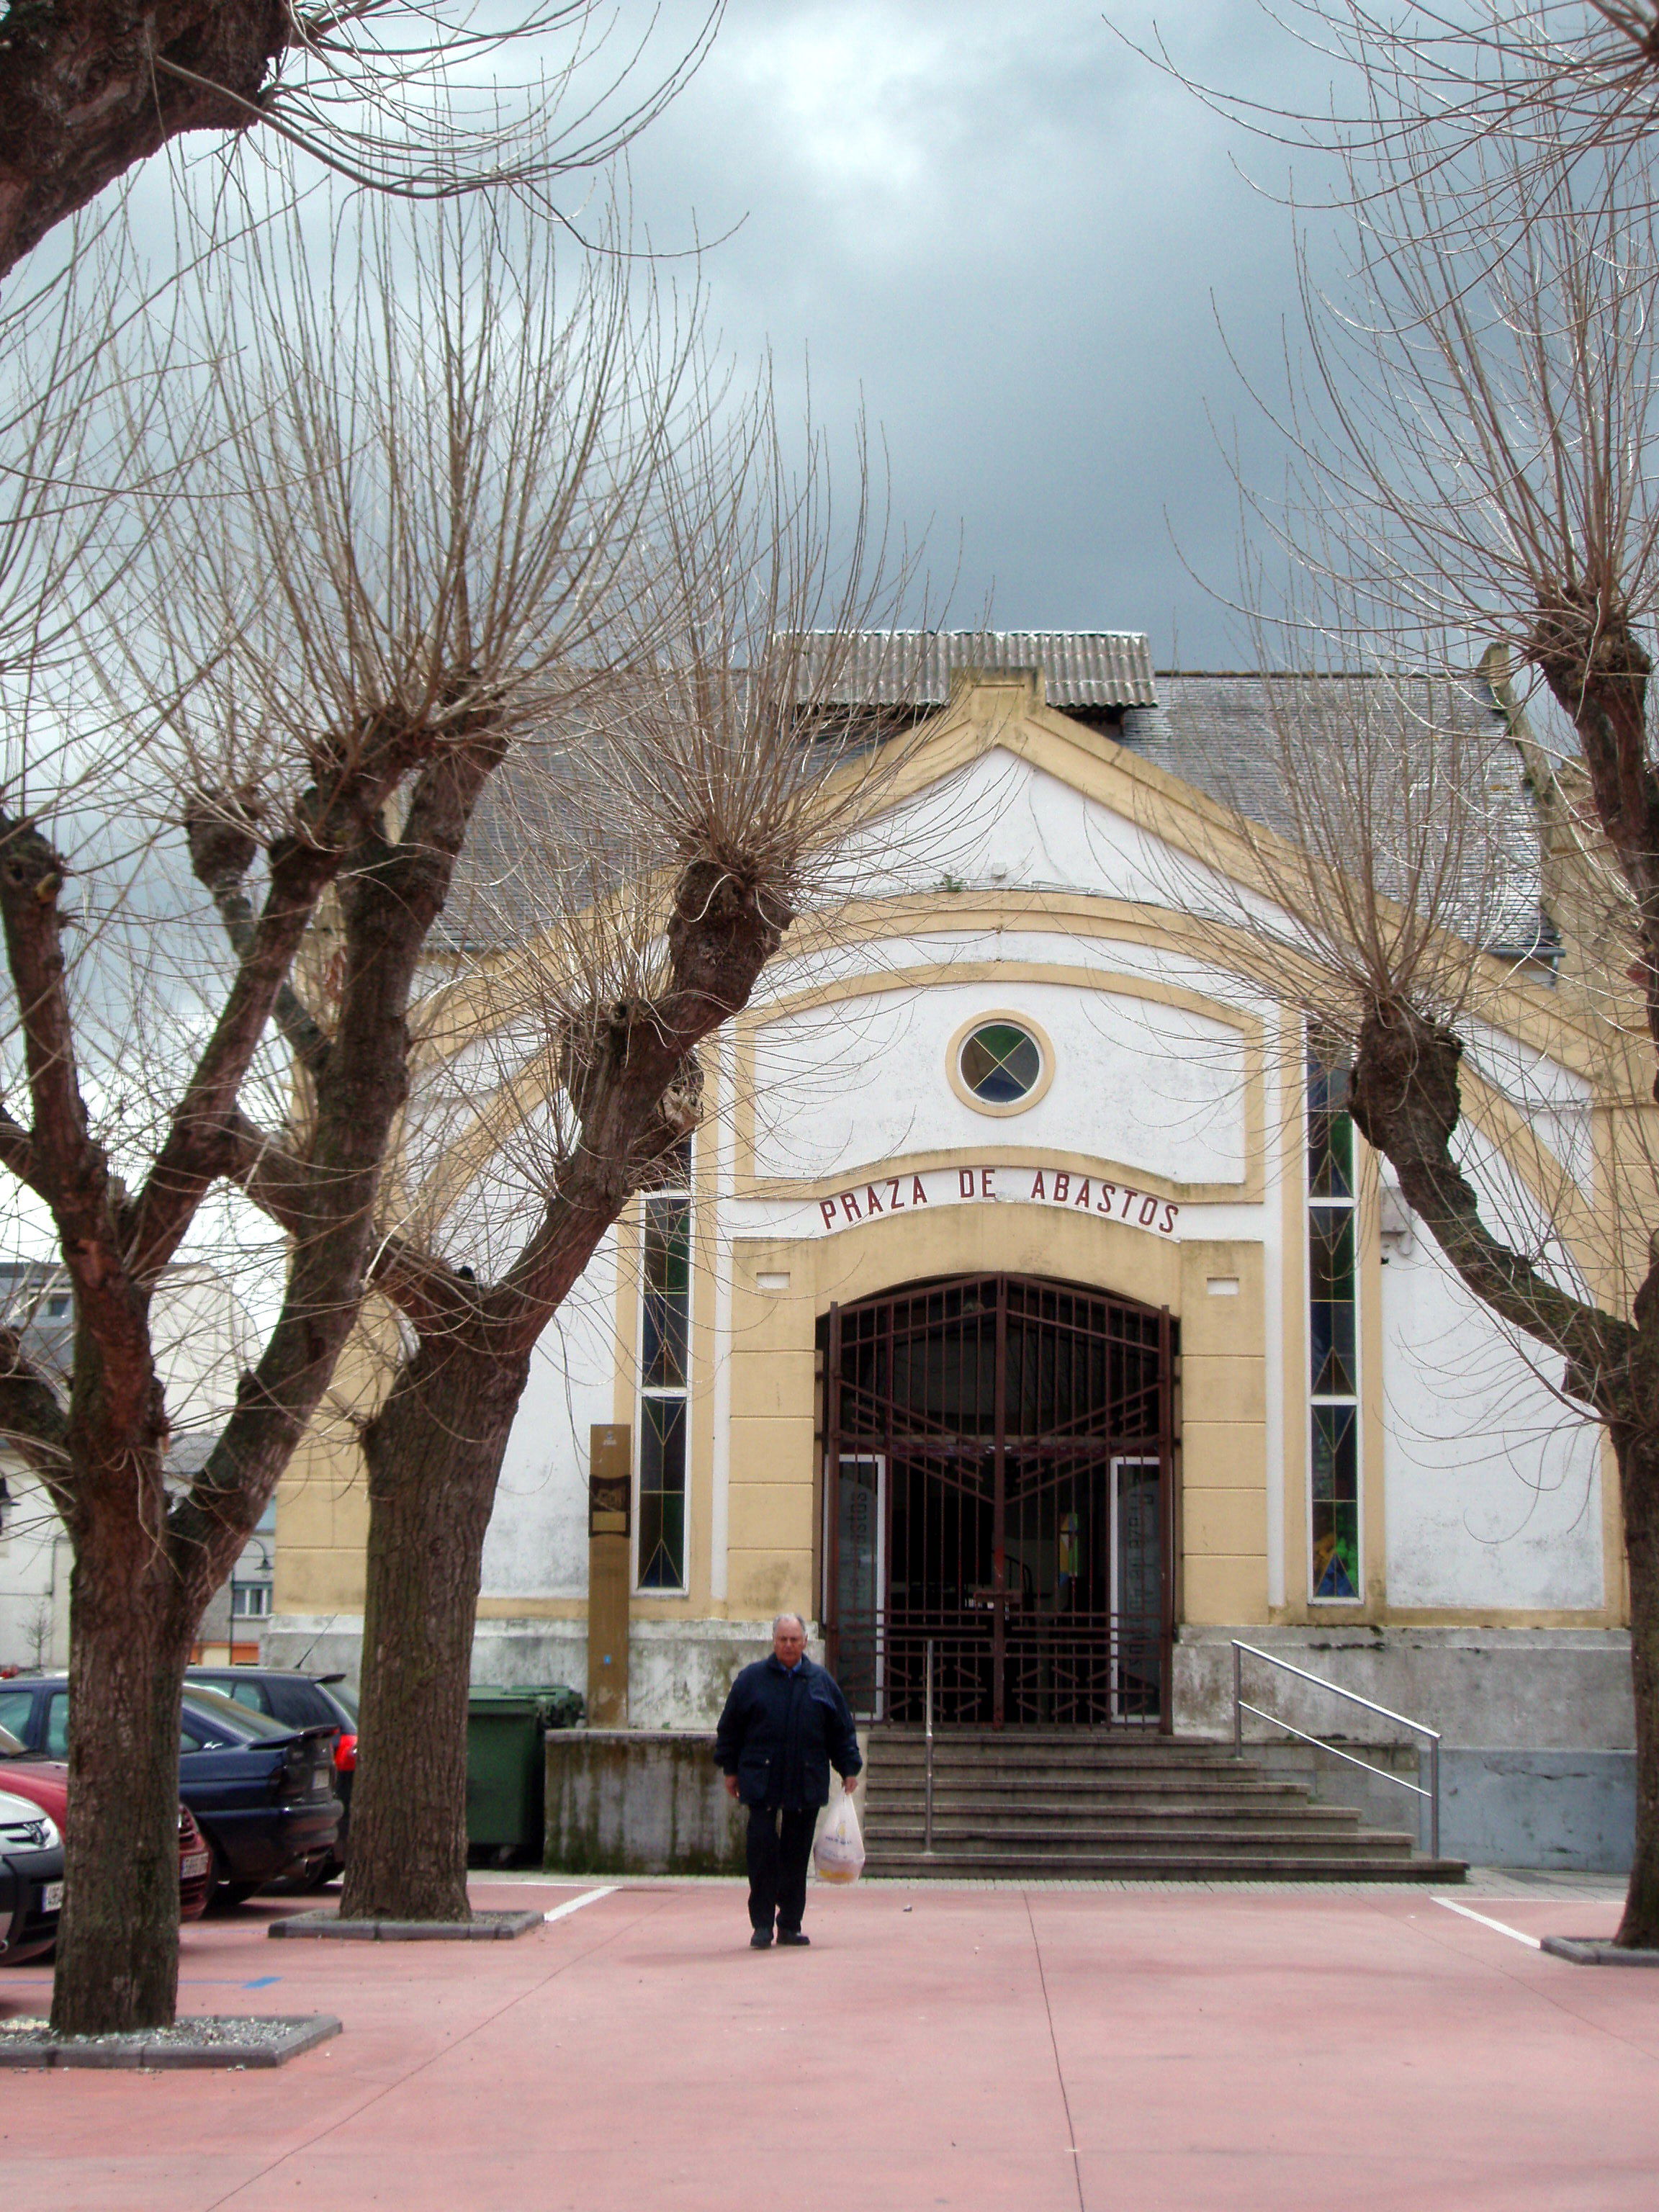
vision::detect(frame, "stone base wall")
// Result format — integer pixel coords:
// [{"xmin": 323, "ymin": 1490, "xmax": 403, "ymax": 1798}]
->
[
  {"xmin": 1175, "ymin": 1624, "xmax": 1635, "ymax": 1750},
  {"xmin": 265, "ymin": 1614, "xmax": 805, "ymax": 1725},
  {"xmin": 1245, "ymin": 1740, "xmax": 1635, "ymax": 1872},
  {"xmin": 544, "ymin": 1729, "xmax": 746, "ymax": 1876},
  {"xmin": 261, "ymin": 1617, "xmax": 369, "ymax": 1692}
]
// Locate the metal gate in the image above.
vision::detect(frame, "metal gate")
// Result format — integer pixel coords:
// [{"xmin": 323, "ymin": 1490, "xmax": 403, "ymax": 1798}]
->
[{"xmin": 823, "ymin": 1274, "xmax": 1177, "ymax": 1729}]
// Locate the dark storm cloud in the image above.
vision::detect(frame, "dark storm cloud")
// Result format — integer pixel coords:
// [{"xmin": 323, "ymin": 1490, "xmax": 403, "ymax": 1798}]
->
[{"xmin": 624, "ymin": 0, "xmax": 1340, "ymax": 663}]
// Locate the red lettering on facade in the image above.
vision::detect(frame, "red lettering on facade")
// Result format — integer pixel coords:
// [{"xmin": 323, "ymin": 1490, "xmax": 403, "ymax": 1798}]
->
[{"xmin": 820, "ymin": 1166, "xmax": 1175, "ymax": 1234}]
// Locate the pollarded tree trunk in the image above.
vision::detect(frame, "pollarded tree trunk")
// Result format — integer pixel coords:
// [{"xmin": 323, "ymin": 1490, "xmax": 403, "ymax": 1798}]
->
[
  {"xmin": 340, "ymin": 1341, "xmax": 531, "ymax": 1922},
  {"xmin": 1349, "ymin": 996, "xmax": 1659, "ymax": 1948},
  {"xmin": 1617, "ymin": 1428, "xmax": 1659, "ymax": 1948},
  {"xmin": 341, "ymin": 864, "xmax": 791, "ymax": 1923},
  {"xmin": 50, "ymin": 1491, "xmax": 194, "ymax": 2034}
]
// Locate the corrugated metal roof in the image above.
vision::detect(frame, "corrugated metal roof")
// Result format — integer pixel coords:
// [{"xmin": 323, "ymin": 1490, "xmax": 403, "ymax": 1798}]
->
[{"xmin": 792, "ymin": 630, "xmax": 1156, "ymax": 709}]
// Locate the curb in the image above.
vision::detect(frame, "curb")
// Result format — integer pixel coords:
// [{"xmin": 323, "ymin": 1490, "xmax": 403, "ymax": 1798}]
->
[
  {"xmin": 269, "ymin": 1908, "xmax": 544, "ymax": 1941},
  {"xmin": 0, "ymin": 2015, "xmax": 341, "ymax": 2069},
  {"xmin": 1541, "ymin": 1936, "xmax": 1659, "ymax": 1966}
]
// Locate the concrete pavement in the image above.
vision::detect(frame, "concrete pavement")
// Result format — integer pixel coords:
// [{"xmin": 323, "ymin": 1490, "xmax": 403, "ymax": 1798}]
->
[{"xmin": 0, "ymin": 1876, "xmax": 1653, "ymax": 2211}]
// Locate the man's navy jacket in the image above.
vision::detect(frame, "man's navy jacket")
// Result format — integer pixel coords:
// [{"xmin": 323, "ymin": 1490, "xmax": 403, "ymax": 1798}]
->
[{"xmin": 714, "ymin": 1653, "xmax": 863, "ymax": 1811}]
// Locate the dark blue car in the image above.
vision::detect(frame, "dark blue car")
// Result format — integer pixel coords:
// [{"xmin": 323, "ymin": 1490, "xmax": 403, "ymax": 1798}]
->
[{"xmin": 0, "ymin": 1675, "xmax": 341, "ymax": 1909}]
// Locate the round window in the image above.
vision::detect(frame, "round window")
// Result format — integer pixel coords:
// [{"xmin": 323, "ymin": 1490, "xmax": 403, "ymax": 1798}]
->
[{"xmin": 959, "ymin": 1020, "xmax": 1043, "ymax": 1106}]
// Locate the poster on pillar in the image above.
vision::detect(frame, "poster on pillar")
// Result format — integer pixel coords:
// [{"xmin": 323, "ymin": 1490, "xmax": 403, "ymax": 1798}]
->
[{"xmin": 588, "ymin": 1424, "xmax": 631, "ymax": 1727}]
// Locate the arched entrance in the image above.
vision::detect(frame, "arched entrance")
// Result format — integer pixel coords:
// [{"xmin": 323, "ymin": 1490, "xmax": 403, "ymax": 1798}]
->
[{"xmin": 822, "ymin": 1274, "xmax": 1177, "ymax": 1730}]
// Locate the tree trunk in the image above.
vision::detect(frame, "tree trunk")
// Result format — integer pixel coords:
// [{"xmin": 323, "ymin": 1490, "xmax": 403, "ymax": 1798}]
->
[
  {"xmin": 1618, "ymin": 1428, "xmax": 1659, "ymax": 1948},
  {"xmin": 50, "ymin": 1511, "xmax": 191, "ymax": 2033},
  {"xmin": 341, "ymin": 1341, "xmax": 531, "ymax": 1921}
]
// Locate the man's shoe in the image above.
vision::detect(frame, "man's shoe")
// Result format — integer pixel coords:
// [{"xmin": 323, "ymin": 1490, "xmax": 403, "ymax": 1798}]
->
[
  {"xmin": 750, "ymin": 1928, "xmax": 773, "ymax": 1948},
  {"xmin": 776, "ymin": 1928, "xmax": 810, "ymax": 1946}
]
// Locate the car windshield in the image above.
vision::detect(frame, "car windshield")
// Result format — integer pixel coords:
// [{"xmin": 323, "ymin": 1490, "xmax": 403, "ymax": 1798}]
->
[
  {"xmin": 0, "ymin": 1723, "xmax": 23, "ymax": 1755},
  {"xmin": 181, "ymin": 1684, "xmax": 295, "ymax": 1740}
]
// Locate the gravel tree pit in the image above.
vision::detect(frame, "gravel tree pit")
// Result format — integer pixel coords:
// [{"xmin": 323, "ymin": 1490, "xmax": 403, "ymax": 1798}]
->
[{"xmin": 0, "ymin": 2013, "xmax": 342, "ymax": 2068}]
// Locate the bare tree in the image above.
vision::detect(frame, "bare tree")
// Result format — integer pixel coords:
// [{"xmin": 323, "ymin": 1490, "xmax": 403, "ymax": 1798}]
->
[
  {"xmin": 287, "ymin": 390, "xmax": 927, "ymax": 1926},
  {"xmin": 0, "ymin": 0, "xmax": 719, "ymax": 283},
  {"xmin": 1124, "ymin": 4, "xmax": 1659, "ymax": 211},
  {"xmin": 1177, "ymin": 28, "xmax": 1659, "ymax": 1939},
  {"xmin": 24, "ymin": 1594, "xmax": 54, "ymax": 1672},
  {"xmin": 0, "ymin": 187, "xmax": 673, "ymax": 2033}
]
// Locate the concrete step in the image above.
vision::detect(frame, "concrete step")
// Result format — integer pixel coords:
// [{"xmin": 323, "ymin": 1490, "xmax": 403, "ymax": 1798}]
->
[
  {"xmin": 876, "ymin": 1769, "xmax": 1344, "ymax": 1804},
  {"xmin": 866, "ymin": 1822, "xmax": 1407, "ymax": 1853},
  {"xmin": 876, "ymin": 1761, "xmax": 1265, "ymax": 1778},
  {"xmin": 871, "ymin": 1765, "xmax": 1280, "ymax": 1791},
  {"xmin": 850, "ymin": 1726, "xmax": 1451, "ymax": 1885},
  {"xmin": 863, "ymin": 1796, "xmax": 1371, "ymax": 1831},
  {"xmin": 860, "ymin": 1848, "xmax": 1466, "ymax": 1883}
]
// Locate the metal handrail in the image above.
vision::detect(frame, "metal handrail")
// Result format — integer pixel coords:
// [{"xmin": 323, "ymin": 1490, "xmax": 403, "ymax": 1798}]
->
[
  {"xmin": 923, "ymin": 1639, "xmax": 935, "ymax": 1855},
  {"xmin": 1231, "ymin": 1640, "xmax": 1442, "ymax": 1859}
]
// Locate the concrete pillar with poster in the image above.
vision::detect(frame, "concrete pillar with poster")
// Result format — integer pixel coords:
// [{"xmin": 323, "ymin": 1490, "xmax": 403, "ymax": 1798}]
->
[{"xmin": 588, "ymin": 1423, "xmax": 631, "ymax": 1726}]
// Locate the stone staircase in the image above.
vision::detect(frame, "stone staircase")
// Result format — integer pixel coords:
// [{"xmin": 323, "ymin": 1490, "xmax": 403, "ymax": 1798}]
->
[{"xmin": 860, "ymin": 1728, "xmax": 1466, "ymax": 1881}]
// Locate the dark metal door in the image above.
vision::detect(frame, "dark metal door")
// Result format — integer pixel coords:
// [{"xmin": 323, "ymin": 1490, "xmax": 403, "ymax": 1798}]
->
[{"xmin": 824, "ymin": 1274, "xmax": 1177, "ymax": 1729}]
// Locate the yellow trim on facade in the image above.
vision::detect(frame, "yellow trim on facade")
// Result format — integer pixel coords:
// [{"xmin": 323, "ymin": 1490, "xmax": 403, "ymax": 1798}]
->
[{"xmin": 732, "ymin": 956, "xmax": 1266, "ymax": 1204}]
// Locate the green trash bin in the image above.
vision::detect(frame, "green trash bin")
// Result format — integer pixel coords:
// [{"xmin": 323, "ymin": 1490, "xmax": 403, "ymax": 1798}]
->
[{"xmin": 465, "ymin": 1684, "xmax": 585, "ymax": 1861}]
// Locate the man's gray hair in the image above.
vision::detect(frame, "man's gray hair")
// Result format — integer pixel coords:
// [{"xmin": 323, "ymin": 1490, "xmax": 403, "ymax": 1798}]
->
[{"xmin": 772, "ymin": 1611, "xmax": 808, "ymax": 1637}]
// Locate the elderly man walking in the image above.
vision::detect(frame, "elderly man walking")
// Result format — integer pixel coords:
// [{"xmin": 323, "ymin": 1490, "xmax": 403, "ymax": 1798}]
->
[{"xmin": 716, "ymin": 1612, "xmax": 863, "ymax": 1948}]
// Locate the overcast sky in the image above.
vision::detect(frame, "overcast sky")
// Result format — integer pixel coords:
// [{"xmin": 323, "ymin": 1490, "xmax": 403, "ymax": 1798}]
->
[{"xmin": 618, "ymin": 0, "xmax": 1339, "ymax": 665}]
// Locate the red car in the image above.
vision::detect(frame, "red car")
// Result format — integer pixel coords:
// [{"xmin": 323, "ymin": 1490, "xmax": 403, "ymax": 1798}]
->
[{"xmin": 0, "ymin": 1724, "xmax": 211, "ymax": 1920}]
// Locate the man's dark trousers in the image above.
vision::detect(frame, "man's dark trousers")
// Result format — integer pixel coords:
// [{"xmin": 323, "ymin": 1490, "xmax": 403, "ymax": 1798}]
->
[{"xmin": 747, "ymin": 1804, "xmax": 814, "ymax": 1935}]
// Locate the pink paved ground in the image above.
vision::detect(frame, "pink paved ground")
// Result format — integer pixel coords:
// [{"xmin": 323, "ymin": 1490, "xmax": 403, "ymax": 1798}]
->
[{"xmin": 0, "ymin": 1879, "xmax": 1652, "ymax": 2211}]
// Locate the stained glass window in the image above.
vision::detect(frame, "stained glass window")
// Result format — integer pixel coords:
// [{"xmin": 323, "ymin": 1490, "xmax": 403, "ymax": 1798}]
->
[
  {"xmin": 1308, "ymin": 1046, "xmax": 1360, "ymax": 1602},
  {"xmin": 959, "ymin": 1020, "xmax": 1042, "ymax": 1105},
  {"xmin": 638, "ymin": 1179, "xmax": 691, "ymax": 1591}
]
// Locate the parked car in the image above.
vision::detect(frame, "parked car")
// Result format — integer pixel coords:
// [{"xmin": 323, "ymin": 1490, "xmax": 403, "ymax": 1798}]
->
[
  {"xmin": 0, "ymin": 1676, "xmax": 340, "ymax": 1909},
  {"xmin": 0, "ymin": 1726, "xmax": 212, "ymax": 1921},
  {"xmin": 187, "ymin": 1668, "xmax": 358, "ymax": 1884},
  {"xmin": 0, "ymin": 1784, "xmax": 64, "ymax": 1962}
]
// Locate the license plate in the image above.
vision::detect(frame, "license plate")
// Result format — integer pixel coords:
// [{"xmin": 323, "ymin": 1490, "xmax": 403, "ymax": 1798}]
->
[
  {"xmin": 181, "ymin": 1852, "xmax": 210, "ymax": 1879},
  {"xmin": 41, "ymin": 1881, "xmax": 64, "ymax": 1913}
]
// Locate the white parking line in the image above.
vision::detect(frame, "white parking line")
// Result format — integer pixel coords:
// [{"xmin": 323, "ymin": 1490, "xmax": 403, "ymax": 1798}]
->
[
  {"xmin": 542, "ymin": 1886, "xmax": 618, "ymax": 1925},
  {"xmin": 1431, "ymin": 1896, "xmax": 1542, "ymax": 1949}
]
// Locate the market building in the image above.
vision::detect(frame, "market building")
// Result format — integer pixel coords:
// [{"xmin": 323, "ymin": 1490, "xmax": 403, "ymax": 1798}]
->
[{"xmin": 266, "ymin": 634, "xmax": 1636, "ymax": 1859}]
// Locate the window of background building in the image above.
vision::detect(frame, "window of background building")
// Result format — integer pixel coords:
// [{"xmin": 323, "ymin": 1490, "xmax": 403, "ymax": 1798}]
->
[
  {"xmin": 637, "ymin": 1143, "xmax": 692, "ymax": 1591},
  {"xmin": 1308, "ymin": 1044, "xmax": 1360, "ymax": 1601},
  {"xmin": 230, "ymin": 1581, "xmax": 271, "ymax": 1619}
]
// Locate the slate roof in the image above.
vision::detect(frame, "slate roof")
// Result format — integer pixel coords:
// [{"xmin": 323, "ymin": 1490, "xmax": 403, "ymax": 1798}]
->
[
  {"xmin": 1119, "ymin": 670, "xmax": 1545, "ymax": 958},
  {"xmin": 431, "ymin": 640, "xmax": 1548, "ymax": 963}
]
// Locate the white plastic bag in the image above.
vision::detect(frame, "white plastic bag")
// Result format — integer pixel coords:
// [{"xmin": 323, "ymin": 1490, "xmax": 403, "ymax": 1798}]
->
[{"xmin": 813, "ymin": 1787, "xmax": 866, "ymax": 1886}]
